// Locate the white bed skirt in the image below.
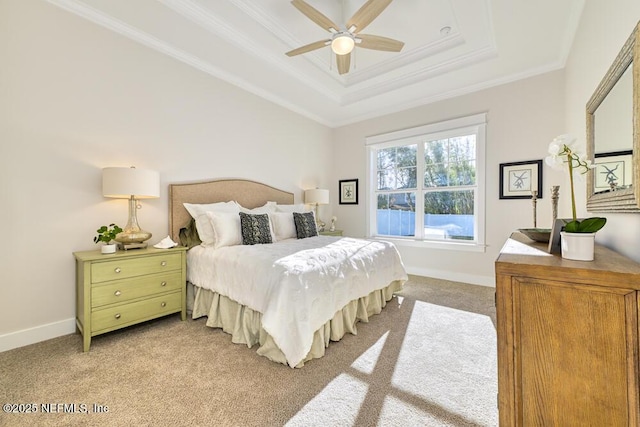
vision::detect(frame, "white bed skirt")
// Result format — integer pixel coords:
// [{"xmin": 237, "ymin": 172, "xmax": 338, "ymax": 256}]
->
[{"xmin": 189, "ymin": 281, "xmax": 403, "ymax": 367}]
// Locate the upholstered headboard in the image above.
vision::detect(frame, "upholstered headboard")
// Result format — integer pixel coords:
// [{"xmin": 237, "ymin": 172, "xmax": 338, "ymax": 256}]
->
[{"xmin": 168, "ymin": 179, "xmax": 294, "ymax": 242}]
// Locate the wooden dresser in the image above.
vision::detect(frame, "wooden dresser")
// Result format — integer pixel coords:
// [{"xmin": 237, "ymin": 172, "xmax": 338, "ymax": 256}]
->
[
  {"xmin": 74, "ymin": 246, "xmax": 187, "ymax": 351},
  {"xmin": 495, "ymin": 232, "xmax": 640, "ymax": 426}
]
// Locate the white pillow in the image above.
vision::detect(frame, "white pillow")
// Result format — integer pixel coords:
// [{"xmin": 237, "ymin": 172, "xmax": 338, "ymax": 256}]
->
[
  {"xmin": 183, "ymin": 201, "xmax": 239, "ymax": 246},
  {"xmin": 238, "ymin": 201, "xmax": 277, "ymax": 214},
  {"xmin": 270, "ymin": 211, "xmax": 316, "ymax": 241},
  {"xmin": 269, "ymin": 212, "xmax": 297, "ymax": 241},
  {"xmin": 275, "ymin": 203, "xmax": 310, "ymax": 213},
  {"xmin": 206, "ymin": 211, "xmax": 242, "ymax": 249}
]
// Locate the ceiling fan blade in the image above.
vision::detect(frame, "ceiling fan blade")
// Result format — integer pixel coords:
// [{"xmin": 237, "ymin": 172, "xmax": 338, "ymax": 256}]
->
[
  {"xmin": 336, "ymin": 53, "xmax": 351, "ymax": 75},
  {"xmin": 357, "ymin": 34, "xmax": 404, "ymax": 52},
  {"xmin": 347, "ymin": 0, "xmax": 392, "ymax": 33},
  {"xmin": 291, "ymin": 0, "xmax": 339, "ymax": 32},
  {"xmin": 286, "ymin": 40, "xmax": 330, "ymax": 57}
]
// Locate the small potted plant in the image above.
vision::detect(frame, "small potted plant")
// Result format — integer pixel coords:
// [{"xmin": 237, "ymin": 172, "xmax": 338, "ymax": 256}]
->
[
  {"xmin": 94, "ymin": 224, "xmax": 122, "ymax": 254},
  {"xmin": 545, "ymin": 135, "xmax": 606, "ymax": 260}
]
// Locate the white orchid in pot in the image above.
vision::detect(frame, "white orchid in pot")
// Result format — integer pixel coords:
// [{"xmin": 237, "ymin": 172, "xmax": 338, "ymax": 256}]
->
[{"xmin": 545, "ymin": 135, "xmax": 606, "ymax": 260}]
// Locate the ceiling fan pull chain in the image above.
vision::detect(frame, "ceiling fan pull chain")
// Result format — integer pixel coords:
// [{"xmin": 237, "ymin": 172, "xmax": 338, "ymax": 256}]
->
[
  {"xmin": 329, "ymin": 48, "xmax": 333, "ymax": 71},
  {"xmin": 354, "ymin": 47, "xmax": 357, "ymax": 70}
]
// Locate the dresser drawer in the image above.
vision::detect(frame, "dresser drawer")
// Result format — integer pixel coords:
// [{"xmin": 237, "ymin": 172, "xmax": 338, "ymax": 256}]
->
[
  {"xmin": 91, "ymin": 291, "xmax": 182, "ymax": 333},
  {"xmin": 91, "ymin": 272, "xmax": 183, "ymax": 308},
  {"xmin": 91, "ymin": 253, "xmax": 182, "ymax": 283}
]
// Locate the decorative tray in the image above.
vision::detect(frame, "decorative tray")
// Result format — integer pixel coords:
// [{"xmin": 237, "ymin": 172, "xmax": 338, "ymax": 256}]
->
[{"xmin": 518, "ymin": 228, "xmax": 551, "ymax": 243}]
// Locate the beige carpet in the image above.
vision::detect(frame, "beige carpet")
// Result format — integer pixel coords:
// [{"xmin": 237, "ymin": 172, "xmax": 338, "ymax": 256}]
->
[{"xmin": 0, "ymin": 275, "xmax": 497, "ymax": 427}]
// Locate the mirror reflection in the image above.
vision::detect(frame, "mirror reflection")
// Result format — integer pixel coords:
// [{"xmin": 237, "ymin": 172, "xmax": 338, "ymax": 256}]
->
[
  {"xmin": 586, "ymin": 20, "xmax": 639, "ymax": 212},
  {"xmin": 593, "ymin": 63, "xmax": 633, "ymax": 192}
]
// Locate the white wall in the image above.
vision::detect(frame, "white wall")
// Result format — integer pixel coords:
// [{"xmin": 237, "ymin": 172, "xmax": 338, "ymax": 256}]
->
[
  {"xmin": 4, "ymin": 0, "xmax": 640, "ymax": 351},
  {"xmin": 331, "ymin": 0, "xmax": 640, "ymax": 284},
  {"xmin": 332, "ymin": 71, "xmax": 566, "ymax": 285},
  {"xmin": 0, "ymin": 0, "xmax": 333, "ymax": 347},
  {"xmin": 564, "ymin": 1, "xmax": 640, "ymax": 260}
]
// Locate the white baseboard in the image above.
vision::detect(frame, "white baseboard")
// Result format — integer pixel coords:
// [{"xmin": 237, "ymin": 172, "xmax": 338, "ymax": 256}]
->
[
  {"xmin": 407, "ymin": 267, "xmax": 495, "ymax": 287},
  {"xmin": 0, "ymin": 318, "xmax": 76, "ymax": 353}
]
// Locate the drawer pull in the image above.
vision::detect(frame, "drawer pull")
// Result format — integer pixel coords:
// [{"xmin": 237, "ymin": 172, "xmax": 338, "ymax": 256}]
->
[
  {"xmin": 114, "ymin": 290, "xmax": 122, "ymax": 297},
  {"xmin": 114, "ymin": 267, "xmax": 121, "ymax": 273},
  {"xmin": 114, "ymin": 313, "xmax": 121, "ymax": 319},
  {"xmin": 161, "ymin": 261, "xmax": 167, "ymax": 267},
  {"xmin": 161, "ymin": 281, "xmax": 167, "ymax": 287},
  {"xmin": 161, "ymin": 302, "xmax": 167, "ymax": 307}
]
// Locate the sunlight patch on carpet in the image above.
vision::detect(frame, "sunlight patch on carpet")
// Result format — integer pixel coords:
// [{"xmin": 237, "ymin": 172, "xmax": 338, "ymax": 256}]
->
[
  {"xmin": 351, "ymin": 332, "xmax": 388, "ymax": 374},
  {"xmin": 391, "ymin": 301, "xmax": 498, "ymax": 426},
  {"xmin": 285, "ymin": 373, "xmax": 368, "ymax": 427},
  {"xmin": 379, "ymin": 395, "xmax": 450, "ymax": 425}
]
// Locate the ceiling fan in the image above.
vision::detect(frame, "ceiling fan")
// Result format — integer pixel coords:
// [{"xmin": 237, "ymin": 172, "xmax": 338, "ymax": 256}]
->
[{"xmin": 285, "ymin": 0, "xmax": 405, "ymax": 75}]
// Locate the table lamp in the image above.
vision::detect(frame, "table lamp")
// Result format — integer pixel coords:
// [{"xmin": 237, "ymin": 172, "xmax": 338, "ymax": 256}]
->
[
  {"xmin": 102, "ymin": 166, "xmax": 160, "ymax": 249},
  {"xmin": 304, "ymin": 188, "xmax": 329, "ymax": 226}
]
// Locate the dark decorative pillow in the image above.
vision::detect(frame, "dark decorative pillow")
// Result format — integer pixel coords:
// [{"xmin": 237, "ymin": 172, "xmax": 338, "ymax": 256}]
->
[
  {"xmin": 239, "ymin": 212, "xmax": 273, "ymax": 245},
  {"xmin": 293, "ymin": 212, "xmax": 318, "ymax": 239},
  {"xmin": 178, "ymin": 218, "xmax": 202, "ymax": 249}
]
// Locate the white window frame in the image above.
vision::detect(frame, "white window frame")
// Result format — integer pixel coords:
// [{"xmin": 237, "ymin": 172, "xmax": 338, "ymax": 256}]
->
[{"xmin": 365, "ymin": 113, "xmax": 486, "ymax": 252}]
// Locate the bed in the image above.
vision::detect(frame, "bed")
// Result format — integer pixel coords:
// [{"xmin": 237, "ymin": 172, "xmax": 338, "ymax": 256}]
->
[{"xmin": 169, "ymin": 179, "xmax": 408, "ymax": 367}]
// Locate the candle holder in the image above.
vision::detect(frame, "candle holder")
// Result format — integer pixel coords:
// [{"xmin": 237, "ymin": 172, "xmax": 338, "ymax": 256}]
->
[{"xmin": 518, "ymin": 188, "xmax": 554, "ymax": 243}]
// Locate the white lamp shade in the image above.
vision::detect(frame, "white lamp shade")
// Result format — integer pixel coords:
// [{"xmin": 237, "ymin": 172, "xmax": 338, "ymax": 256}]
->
[
  {"xmin": 305, "ymin": 189, "xmax": 329, "ymax": 205},
  {"xmin": 102, "ymin": 167, "xmax": 160, "ymax": 199}
]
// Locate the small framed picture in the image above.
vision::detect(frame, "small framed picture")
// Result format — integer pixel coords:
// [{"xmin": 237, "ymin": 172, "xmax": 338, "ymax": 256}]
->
[
  {"xmin": 547, "ymin": 218, "xmax": 565, "ymax": 254},
  {"xmin": 548, "ymin": 217, "xmax": 585, "ymax": 254},
  {"xmin": 339, "ymin": 179, "xmax": 358, "ymax": 205},
  {"xmin": 499, "ymin": 160, "xmax": 543, "ymax": 199},
  {"xmin": 594, "ymin": 150, "xmax": 632, "ymax": 191}
]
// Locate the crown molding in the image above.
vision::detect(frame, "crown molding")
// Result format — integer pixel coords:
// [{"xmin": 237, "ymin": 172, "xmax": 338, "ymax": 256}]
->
[
  {"xmin": 228, "ymin": 0, "xmax": 348, "ymax": 86},
  {"xmin": 228, "ymin": 0, "xmax": 469, "ymax": 92},
  {"xmin": 154, "ymin": 0, "xmax": 497, "ymax": 105},
  {"xmin": 342, "ymin": 44, "xmax": 498, "ymax": 105},
  {"xmin": 556, "ymin": 0, "xmax": 586, "ymax": 67},
  {"xmin": 344, "ymin": 32, "xmax": 465, "ymax": 86},
  {"xmin": 228, "ymin": 0, "xmax": 304, "ymax": 52},
  {"xmin": 45, "ymin": 0, "xmax": 334, "ymax": 127},
  {"xmin": 43, "ymin": 0, "xmax": 577, "ymax": 129},
  {"xmin": 333, "ymin": 59, "xmax": 566, "ymax": 128},
  {"xmin": 160, "ymin": 0, "xmax": 341, "ymax": 103}
]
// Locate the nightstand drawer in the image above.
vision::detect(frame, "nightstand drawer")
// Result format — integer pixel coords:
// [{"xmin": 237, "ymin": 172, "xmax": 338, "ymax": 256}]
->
[
  {"xmin": 92, "ymin": 272, "xmax": 183, "ymax": 308},
  {"xmin": 91, "ymin": 253, "xmax": 182, "ymax": 283},
  {"xmin": 91, "ymin": 291, "xmax": 182, "ymax": 332}
]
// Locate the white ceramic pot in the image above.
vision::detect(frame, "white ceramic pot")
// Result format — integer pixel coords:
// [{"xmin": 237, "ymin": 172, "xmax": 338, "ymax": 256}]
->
[
  {"xmin": 101, "ymin": 243, "xmax": 117, "ymax": 254},
  {"xmin": 560, "ymin": 231, "xmax": 596, "ymax": 261}
]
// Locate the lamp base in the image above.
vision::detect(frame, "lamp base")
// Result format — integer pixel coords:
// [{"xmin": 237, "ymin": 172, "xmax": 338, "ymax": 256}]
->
[
  {"xmin": 117, "ymin": 242, "xmax": 148, "ymax": 251},
  {"xmin": 114, "ymin": 230, "xmax": 152, "ymax": 244},
  {"xmin": 114, "ymin": 197, "xmax": 152, "ymax": 244}
]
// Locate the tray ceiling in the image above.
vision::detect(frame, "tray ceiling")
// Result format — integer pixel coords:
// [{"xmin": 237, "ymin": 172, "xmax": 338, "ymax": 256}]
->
[{"xmin": 46, "ymin": 0, "xmax": 585, "ymax": 127}]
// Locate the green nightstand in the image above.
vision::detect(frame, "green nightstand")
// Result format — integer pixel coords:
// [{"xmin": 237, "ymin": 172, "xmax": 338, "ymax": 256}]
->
[
  {"xmin": 319, "ymin": 229, "xmax": 343, "ymax": 236},
  {"xmin": 73, "ymin": 246, "xmax": 187, "ymax": 351}
]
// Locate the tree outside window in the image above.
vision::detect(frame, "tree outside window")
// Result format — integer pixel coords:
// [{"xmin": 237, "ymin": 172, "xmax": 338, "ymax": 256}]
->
[{"xmin": 369, "ymin": 115, "xmax": 485, "ymax": 245}]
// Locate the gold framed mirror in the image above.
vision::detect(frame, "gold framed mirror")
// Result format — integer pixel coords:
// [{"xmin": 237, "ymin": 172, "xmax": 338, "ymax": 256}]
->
[{"xmin": 586, "ymin": 21, "xmax": 640, "ymax": 212}]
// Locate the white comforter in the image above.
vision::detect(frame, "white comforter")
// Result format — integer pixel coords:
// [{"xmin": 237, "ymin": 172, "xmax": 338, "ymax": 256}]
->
[{"xmin": 187, "ymin": 236, "xmax": 407, "ymax": 367}]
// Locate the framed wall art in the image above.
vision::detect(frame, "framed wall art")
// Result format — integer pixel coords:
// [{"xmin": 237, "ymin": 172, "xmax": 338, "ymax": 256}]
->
[
  {"xmin": 593, "ymin": 150, "xmax": 633, "ymax": 191},
  {"xmin": 499, "ymin": 160, "xmax": 543, "ymax": 200},
  {"xmin": 547, "ymin": 217, "xmax": 586, "ymax": 254},
  {"xmin": 339, "ymin": 179, "xmax": 358, "ymax": 205}
]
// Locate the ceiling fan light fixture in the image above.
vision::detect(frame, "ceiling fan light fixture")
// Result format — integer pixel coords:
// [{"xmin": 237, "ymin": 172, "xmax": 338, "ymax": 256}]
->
[{"xmin": 331, "ymin": 33, "xmax": 355, "ymax": 55}]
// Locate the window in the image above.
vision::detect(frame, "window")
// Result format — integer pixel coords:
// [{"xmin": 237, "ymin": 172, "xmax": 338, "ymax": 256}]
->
[{"xmin": 366, "ymin": 114, "xmax": 486, "ymax": 250}]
